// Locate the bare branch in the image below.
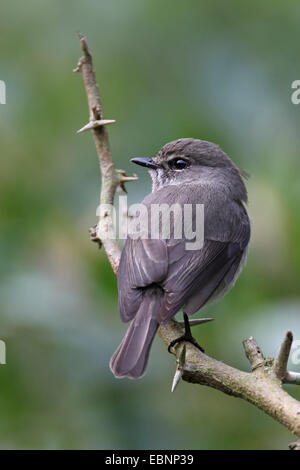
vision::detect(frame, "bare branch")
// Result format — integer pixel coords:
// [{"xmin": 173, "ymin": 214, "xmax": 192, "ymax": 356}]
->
[
  {"xmin": 274, "ymin": 331, "xmax": 293, "ymax": 380},
  {"xmin": 75, "ymin": 33, "xmax": 135, "ymax": 273},
  {"xmin": 159, "ymin": 321, "xmax": 300, "ymax": 440},
  {"xmin": 243, "ymin": 336, "xmax": 265, "ymax": 371}
]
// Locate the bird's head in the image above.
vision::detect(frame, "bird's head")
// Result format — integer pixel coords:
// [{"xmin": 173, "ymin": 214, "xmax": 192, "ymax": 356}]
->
[{"xmin": 131, "ymin": 138, "xmax": 246, "ymax": 197}]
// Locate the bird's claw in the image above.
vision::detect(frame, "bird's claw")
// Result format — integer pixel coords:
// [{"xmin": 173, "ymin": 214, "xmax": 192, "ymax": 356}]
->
[
  {"xmin": 168, "ymin": 333, "xmax": 205, "ymax": 354},
  {"xmin": 168, "ymin": 313, "xmax": 206, "ymax": 353}
]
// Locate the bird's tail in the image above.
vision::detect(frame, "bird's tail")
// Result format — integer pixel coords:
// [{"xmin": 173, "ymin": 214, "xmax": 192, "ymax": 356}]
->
[{"xmin": 110, "ymin": 290, "xmax": 161, "ymax": 378}]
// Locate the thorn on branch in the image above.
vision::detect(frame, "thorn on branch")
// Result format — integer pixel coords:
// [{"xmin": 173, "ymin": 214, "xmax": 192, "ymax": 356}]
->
[
  {"xmin": 171, "ymin": 369, "xmax": 183, "ymax": 393},
  {"xmin": 73, "ymin": 58, "xmax": 83, "ymax": 73},
  {"xmin": 77, "ymin": 119, "xmax": 116, "ymax": 134},
  {"xmin": 119, "ymin": 175, "xmax": 139, "ymax": 183},
  {"xmin": 171, "ymin": 344, "xmax": 186, "ymax": 393},
  {"xmin": 116, "ymin": 170, "xmax": 138, "ymax": 193},
  {"xmin": 243, "ymin": 336, "xmax": 265, "ymax": 371},
  {"xmin": 177, "ymin": 317, "xmax": 214, "ymax": 327}
]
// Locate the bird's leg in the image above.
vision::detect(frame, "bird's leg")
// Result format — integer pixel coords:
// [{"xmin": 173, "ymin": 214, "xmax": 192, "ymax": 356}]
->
[{"xmin": 167, "ymin": 313, "xmax": 205, "ymax": 353}]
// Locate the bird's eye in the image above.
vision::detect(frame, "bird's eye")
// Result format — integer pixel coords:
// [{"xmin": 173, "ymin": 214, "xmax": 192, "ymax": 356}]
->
[{"xmin": 168, "ymin": 158, "xmax": 189, "ymax": 170}]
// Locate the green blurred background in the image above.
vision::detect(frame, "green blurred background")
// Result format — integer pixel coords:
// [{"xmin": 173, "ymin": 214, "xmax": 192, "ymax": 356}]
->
[{"xmin": 0, "ymin": 0, "xmax": 300, "ymax": 450}]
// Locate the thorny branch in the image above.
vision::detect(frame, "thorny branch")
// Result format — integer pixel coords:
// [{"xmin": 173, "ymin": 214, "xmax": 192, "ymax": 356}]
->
[{"xmin": 75, "ymin": 34, "xmax": 300, "ymax": 450}]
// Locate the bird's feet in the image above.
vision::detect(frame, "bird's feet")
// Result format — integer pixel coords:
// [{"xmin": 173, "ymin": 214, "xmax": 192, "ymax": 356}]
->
[
  {"xmin": 167, "ymin": 333, "xmax": 205, "ymax": 353},
  {"xmin": 167, "ymin": 313, "xmax": 205, "ymax": 353}
]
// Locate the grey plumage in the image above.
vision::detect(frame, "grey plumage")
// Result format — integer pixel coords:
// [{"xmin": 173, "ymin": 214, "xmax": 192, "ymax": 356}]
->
[
  {"xmin": 110, "ymin": 286, "xmax": 162, "ymax": 378},
  {"xmin": 110, "ymin": 138, "xmax": 251, "ymax": 378}
]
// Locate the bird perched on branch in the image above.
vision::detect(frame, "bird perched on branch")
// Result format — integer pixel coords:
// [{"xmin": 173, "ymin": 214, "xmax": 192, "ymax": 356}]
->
[{"xmin": 110, "ymin": 138, "xmax": 250, "ymax": 378}]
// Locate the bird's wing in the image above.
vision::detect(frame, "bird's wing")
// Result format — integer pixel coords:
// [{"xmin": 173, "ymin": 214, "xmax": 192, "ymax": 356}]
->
[
  {"xmin": 117, "ymin": 237, "xmax": 168, "ymax": 322},
  {"xmin": 118, "ymin": 183, "xmax": 250, "ymax": 323},
  {"xmin": 159, "ymin": 239, "xmax": 243, "ymax": 322}
]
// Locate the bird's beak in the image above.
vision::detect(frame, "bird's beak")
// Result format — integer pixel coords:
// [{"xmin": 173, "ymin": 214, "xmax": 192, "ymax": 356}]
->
[{"xmin": 130, "ymin": 157, "xmax": 159, "ymax": 170}]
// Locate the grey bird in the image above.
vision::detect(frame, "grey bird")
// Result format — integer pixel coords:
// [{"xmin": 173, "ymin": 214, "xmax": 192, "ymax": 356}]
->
[{"xmin": 110, "ymin": 138, "xmax": 251, "ymax": 378}]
